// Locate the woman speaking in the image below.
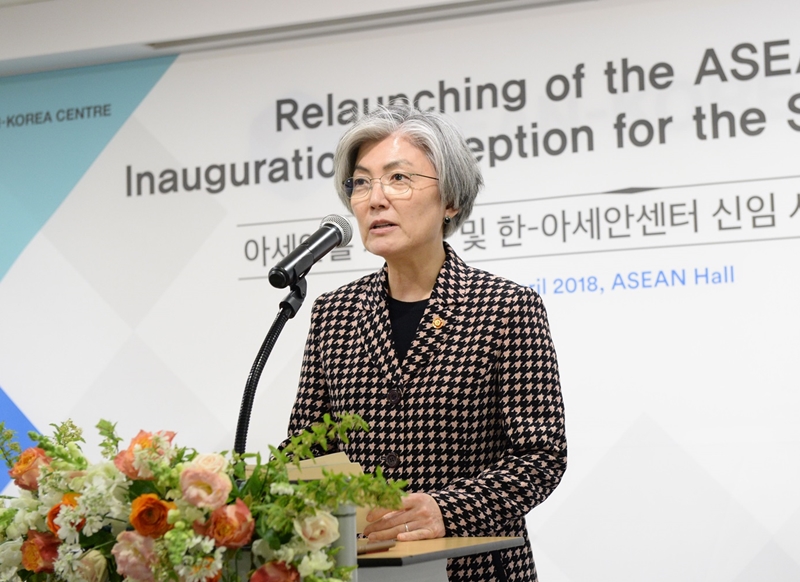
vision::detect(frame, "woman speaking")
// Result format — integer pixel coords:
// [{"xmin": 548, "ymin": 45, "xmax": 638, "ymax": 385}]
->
[{"xmin": 286, "ymin": 102, "xmax": 567, "ymax": 582}]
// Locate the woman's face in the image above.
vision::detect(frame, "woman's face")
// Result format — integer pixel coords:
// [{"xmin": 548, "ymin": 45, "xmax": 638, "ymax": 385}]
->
[{"xmin": 350, "ymin": 133, "xmax": 450, "ymax": 264}]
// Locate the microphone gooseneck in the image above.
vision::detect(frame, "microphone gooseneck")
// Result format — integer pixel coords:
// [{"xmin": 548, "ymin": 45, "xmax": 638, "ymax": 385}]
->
[{"xmin": 234, "ymin": 213, "xmax": 352, "ymax": 454}]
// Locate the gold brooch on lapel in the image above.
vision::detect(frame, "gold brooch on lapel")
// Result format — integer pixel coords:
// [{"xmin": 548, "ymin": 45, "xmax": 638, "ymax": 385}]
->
[{"xmin": 432, "ymin": 317, "xmax": 444, "ymax": 329}]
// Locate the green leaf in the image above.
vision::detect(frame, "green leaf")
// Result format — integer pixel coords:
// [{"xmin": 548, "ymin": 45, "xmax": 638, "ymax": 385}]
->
[
  {"xmin": 51, "ymin": 419, "xmax": 84, "ymax": 447},
  {"xmin": 96, "ymin": 419, "xmax": 123, "ymax": 460},
  {"xmin": 0, "ymin": 422, "xmax": 21, "ymax": 469}
]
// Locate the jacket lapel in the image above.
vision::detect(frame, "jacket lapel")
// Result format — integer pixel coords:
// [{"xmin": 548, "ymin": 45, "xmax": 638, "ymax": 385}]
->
[
  {"xmin": 355, "ymin": 244, "xmax": 469, "ymax": 380},
  {"xmin": 355, "ymin": 266, "xmax": 402, "ymax": 382},
  {"xmin": 403, "ymin": 243, "xmax": 468, "ymax": 376}
]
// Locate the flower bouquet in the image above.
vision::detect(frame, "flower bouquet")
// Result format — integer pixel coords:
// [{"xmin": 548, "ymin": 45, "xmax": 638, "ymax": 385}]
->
[{"xmin": 0, "ymin": 415, "xmax": 404, "ymax": 582}]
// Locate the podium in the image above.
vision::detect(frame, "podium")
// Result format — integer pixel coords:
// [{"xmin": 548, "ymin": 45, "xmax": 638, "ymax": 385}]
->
[
  {"xmin": 285, "ymin": 457, "xmax": 521, "ymax": 581},
  {"xmin": 357, "ymin": 537, "xmax": 523, "ymax": 582}
]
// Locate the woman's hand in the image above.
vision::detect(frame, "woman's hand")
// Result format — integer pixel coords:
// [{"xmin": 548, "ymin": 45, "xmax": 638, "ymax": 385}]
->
[{"xmin": 362, "ymin": 492, "xmax": 446, "ymax": 541}]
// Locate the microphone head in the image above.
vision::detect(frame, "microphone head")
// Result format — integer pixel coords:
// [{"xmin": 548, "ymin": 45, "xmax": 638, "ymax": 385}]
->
[{"xmin": 321, "ymin": 214, "xmax": 353, "ymax": 246}]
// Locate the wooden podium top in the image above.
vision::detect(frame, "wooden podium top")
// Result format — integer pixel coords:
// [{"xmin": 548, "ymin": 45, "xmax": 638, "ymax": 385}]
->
[{"xmin": 357, "ymin": 536, "xmax": 523, "ymax": 567}]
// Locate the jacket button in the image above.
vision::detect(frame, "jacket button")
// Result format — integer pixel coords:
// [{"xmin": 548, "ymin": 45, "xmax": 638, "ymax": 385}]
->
[
  {"xmin": 388, "ymin": 388, "xmax": 401, "ymax": 404},
  {"xmin": 384, "ymin": 452, "xmax": 399, "ymax": 468}
]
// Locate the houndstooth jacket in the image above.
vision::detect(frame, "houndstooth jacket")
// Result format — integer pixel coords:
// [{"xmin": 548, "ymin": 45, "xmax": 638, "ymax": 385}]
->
[{"xmin": 287, "ymin": 243, "xmax": 567, "ymax": 582}]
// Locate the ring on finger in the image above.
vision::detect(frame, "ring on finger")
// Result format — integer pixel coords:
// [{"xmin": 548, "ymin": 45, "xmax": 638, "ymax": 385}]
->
[{"xmin": 404, "ymin": 523, "xmax": 409, "ymax": 533}]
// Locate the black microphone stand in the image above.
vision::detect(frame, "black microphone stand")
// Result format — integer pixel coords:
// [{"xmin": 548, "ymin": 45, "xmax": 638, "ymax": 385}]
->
[{"xmin": 233, "ymin": 277, "xmax": 307, "ymax": 455}]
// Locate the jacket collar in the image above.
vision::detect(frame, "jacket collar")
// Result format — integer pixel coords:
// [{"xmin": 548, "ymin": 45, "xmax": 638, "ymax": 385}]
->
[
  {"xmin": 356, "ymin": 242, "xmax": 469, "ymax": 379},
  {"xmin": 360, "ymin": 242, "xmax": 467, "ymax": 312}
]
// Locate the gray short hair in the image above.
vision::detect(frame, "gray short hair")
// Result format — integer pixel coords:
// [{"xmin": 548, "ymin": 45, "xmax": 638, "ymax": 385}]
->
[{"xmin": 333, "ymin": 102, "xmax": 483, "ymax": 238}]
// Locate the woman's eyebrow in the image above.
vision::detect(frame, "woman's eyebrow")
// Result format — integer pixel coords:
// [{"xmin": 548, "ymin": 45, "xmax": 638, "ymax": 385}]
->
[{"xmin": 353, "ymin": 159, "xmax": 413, "ymax": 174}]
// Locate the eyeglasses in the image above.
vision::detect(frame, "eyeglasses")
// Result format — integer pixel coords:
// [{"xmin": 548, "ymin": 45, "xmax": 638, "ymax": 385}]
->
[{"xmin": 343, "ymin": 172, "xmax": 439, "ymax": 200}]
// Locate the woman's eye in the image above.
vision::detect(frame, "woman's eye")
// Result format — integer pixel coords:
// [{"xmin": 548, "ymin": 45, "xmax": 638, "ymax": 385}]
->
[
  {"xmin": 390, "ymin": 173, "xmax": 410, "ymax": 183},
  {"xmin": 353, "ymin": 177, "xmax": 370, "ymax": 188}
]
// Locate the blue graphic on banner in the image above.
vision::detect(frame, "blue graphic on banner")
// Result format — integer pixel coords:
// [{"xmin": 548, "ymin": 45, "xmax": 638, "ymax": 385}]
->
[
  {"xmin": 0, "ymin": 386, "xmax": 38, "ymax": 490},
  {"xmin": 0, "ymin": 56, "xmax": 177, "ymax": 281}
]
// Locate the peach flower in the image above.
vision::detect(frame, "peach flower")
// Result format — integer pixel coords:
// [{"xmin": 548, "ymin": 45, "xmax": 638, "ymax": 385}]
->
[
  {"xmin": 9, "ymin": 447, "xmax": 51, "ymax": 492},
  {"xmin": 114, "ymin": 429, "xmax": 176, "ymax": 480},
  {"xmin": 130, "ymin": 493, "xmax": 175, "ymax": 538},
  {"xmin": 293, "ymin": 511, "xmax": 339, "ymax": 551},
  {"xmin": 20, "ymin": 530, "xmax": 60, "ymax": 573},
  {"xmin": 250, "ymin": 561, "xmax": 300, "ymax": 582},
  {"xmin": 194, "ymin": 498, "xmax": 254, "ymax": 549},
  {"xmin": 180, "ymin": 466, "xmax": 232, "ymax": 510},
  {"xmin": 77, "ymin": 549, "xmax": 108, "ymax": 582},
  {"xmin": 111, "ymin": 531, "xmax": 156, "ymax": 582},
  {"xmin": 189, "ymin": 453, "xmax": 227, "ymax": 474}
]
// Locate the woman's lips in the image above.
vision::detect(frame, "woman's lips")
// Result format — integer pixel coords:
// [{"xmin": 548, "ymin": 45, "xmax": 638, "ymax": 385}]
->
[{"xmin": 370, "ymin": 221, "xmax": 396, "ymax": 231}]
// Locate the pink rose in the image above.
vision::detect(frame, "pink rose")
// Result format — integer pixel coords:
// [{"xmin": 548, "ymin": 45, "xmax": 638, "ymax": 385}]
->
[
  {"xmin": 180, "ymin": 466, "xmax": 232, "ymax": 510},
  {"xmin": 77, "ymin": 550, "xmax": 108, "ymax": 582},
  {"xmin": 9, "ymin": 447, "xmax": 51, "ymax": 492},
  {"xmin": 194, "ymin": 498, "xmax": 254, "ymax": 549},
  {"xmin": 114, "ymin": 430, "xmax": 176, "ymax": 480},
  {"xmin": 294, "ymin": 511, "xmax": 339, "ymax": 551},
  {"xmin": 111, "ymin": 530, "xmax": 157, "ymax": 582},
  {"xmin": 250, "ymin": 561, "xmax": 300, "ymax": 582}
]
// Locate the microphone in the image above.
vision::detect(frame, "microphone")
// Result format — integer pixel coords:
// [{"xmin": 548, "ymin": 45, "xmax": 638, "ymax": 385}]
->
[{"xmin": 268, "ymin": 214, "xmax": 353, "ymax": 288}]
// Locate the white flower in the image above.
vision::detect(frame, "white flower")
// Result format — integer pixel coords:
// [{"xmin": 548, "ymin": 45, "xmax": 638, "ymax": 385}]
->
[
  {"xmin": 68, "ymin": 461, "xmax": 122, "ymax": 492},
  {"xmin": 294, "ymin": 510, "xmax": 340, "ymax": 551},
  {"xmin": 297, "ymin": 549, "xmax": 335, "ymax": 577},
  {"xmin": 200, "ymin": 536, "xmax": 216, "ymax": 554},
  {"xmin": 54, "ymin": 504, "xmax": 83, "ymax": 544},
  {"xmin": 0, "ymin": 539, "xmax": 23, "ymax": 577},
  {"xmin": 76, "ymin": 549, "xmax": 109, "ymax": 582},
  {"xmin": 251, "ymin": 538, "xmax": 274, "ymax": 560},
  {"xmin": 175, "ymin": 543, "xmax": 224, "ymax": 582},
  {"xmin": 174, "ymin": 501, "xmax": 206, "ymax": 526},
  {"xmin": 273, "ymin": 539, "xmax": 304, "ymax": 564},
  {"xmin": 270, "ymin": 482, "xmax": 295, "ymax": 496},
  {"xmin": 71, "ymin": 462, "xmax": 130, "ymax": 537},
  {"xmin": 54, "ymin": 542, "xmax": 85, "ymax": 582},
  {"xmin": 8, "ymin": 491, "xmax": 44, "ymax": 539}
]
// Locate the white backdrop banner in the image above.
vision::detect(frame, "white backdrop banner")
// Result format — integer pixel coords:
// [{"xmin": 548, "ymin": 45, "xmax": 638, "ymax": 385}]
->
[{"xmin": 1, "ymin": 1, "xmax": 799, "ymax": 580}]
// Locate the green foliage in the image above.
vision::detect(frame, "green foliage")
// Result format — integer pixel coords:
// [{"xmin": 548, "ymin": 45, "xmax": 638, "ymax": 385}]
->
[
  {"xmin": 150, "ymin": 445, "xmax": 196, "ymax": 495},
  {"xmin": 96, "ymin": 419, "xmax": 123, "ymax": 460},
  {"xmin": 0, "ymin": 422, "xmax": 21, "ymax": 469},
  {"xmin": 240, "ymin": 412, "xmax": 405, "ymax": 563},
  {"xmin": 0, "ymin": 503, "xmax": 18, "ymax": 537},
  {"xmin": 307, "ymin": 565, "xmax": 357, "ymax": 582},
  {"xmin": 51, "ymin": 419, "xmax": 84, "ymax": 448},
  {"xmin": 300, "ymin": 466, "xmax": 406, "ymax": 513},
  {"xmin": 128, "ymin": 478, "xmax": 160, "ymax": 499},
  {"xmin": 29, "ymin": 419, "xmax": 88, "ymax": 471},
  {"xmin": 273, "ymin": 413, "xmax": 370, "ymax": 470}
]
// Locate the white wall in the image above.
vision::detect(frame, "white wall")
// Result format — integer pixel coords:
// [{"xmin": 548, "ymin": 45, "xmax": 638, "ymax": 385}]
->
[{"xmin": 0, "ymin": 0, "xmax": 587, "ymax": 75}]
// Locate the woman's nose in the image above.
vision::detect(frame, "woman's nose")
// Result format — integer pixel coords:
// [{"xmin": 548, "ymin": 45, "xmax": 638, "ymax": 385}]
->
[{"xmin": 368, "ymin": 178, "xmax": 389, "ymax": 207}]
